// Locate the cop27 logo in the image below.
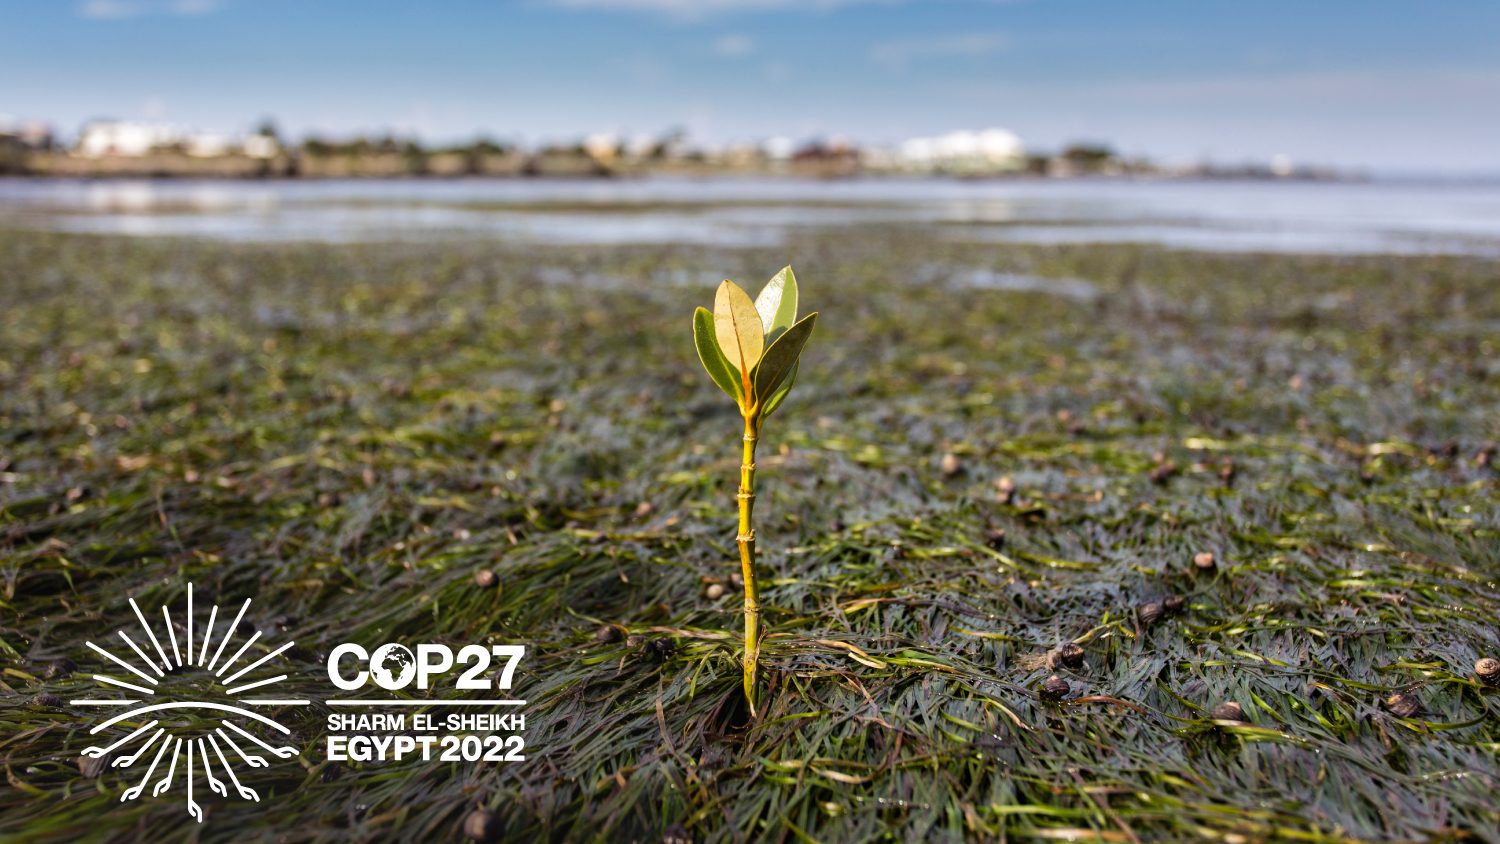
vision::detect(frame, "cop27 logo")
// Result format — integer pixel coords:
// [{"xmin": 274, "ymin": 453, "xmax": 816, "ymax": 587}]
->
[
  {"xmin": 73, "ymin": 581, "xmax": 530, "ymax": 821},
  {"xmin": 327, "ymin": 642, "xmax": 524, "ymax": 692},
  {"xmin": 72, "ymin": 583, "xmax": 305, "ymax": 822}
]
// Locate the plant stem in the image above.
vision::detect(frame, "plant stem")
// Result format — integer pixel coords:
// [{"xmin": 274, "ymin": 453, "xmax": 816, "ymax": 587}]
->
[{"xmin": 737, "ymin": 413, "xmax": 760, "ymax": 716}]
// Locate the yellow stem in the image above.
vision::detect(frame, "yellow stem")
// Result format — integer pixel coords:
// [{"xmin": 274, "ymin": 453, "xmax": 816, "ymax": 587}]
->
[{"xmin": 737, "ymin": 413, "xmax": 760, "ymax": 716}]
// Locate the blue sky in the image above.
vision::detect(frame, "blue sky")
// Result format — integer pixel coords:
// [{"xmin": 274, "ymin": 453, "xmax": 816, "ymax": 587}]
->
[{"xmin": 2, "ymin": 0, "xmax": 1498, "ymax": 172}]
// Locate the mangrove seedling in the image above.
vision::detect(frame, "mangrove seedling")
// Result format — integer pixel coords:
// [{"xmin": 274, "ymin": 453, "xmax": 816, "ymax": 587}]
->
[{"xmin": 692, "ymin": 266, "xmax": 817, "ymax": 716}]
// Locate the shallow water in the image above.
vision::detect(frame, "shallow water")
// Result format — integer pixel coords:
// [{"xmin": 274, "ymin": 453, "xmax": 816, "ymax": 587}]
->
[{"xmin": 2, "ymin": 176, "xmax": 1499, "ymax": 255}]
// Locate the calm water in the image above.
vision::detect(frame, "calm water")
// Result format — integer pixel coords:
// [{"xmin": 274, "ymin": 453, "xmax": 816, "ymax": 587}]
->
[{"xmin": 2, "ymin": 177, "xmax": 1499, "ymax": 256}]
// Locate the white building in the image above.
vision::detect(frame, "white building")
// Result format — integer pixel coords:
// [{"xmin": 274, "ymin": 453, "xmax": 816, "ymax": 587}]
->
[
  {"xmin": 242, "ymin": 134, "xmax": 280, "ymax": 159},
  {"xmin": 76, "ymin": 120, "xmax": 279, "ymax": 159},
  {"xmin": 76, "ymin": 121, "xmax": 183, "ymax": 157},
  {"xmin": 890, "ymin": 128, "xmax": 1025, "ymax": 174},
  {"xmin": 583, "ymin": 132, "xmax": 621, "ymax": 161},
  {"xmin": 762, "ymin": 136, "xmax": 795, "ymax": 162},
  {"xmin": 185, "ymin": 132, "xmax": 233, "ymax": 158},
  {"xmin": 623, "ymin": 133, "xmax": 658, "ymax": 159}
]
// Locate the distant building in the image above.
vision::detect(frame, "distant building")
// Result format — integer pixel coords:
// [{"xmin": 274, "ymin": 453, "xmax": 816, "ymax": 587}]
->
[
  {"xmin": 762, "ymin": 136, "xmax": 795, "ymax": 162},
  {"xmin": 720, "ymin": 141, "xmax": 765, "ymax": 168},
  {"xmin": 883, "ymin": 127, "xmax": 1026, "ymax": 174},
  {"xmin": 792, "ymin": 137, "xmax": 858, "ymax": 163},
  {"xmin": 74, "ymin": 120, "xmax": 281, "ymax": 160},
  {"xmin": 185, "ymin": 132, "xmax": 233, "ymax": 158},
  {"xmin": 242, "ymin": 134, "xmax": 280, "ymax": 159},
  {"xmin": 76, "ymin": 120, "xmax": 183, "ymax": 157},
  {"xmin": 623, "ymin": 133, "xmax": 657, "ymax": 159},
  {"xmin": 583, "ymin": 132, "xmax": 620, "ymax": 162}
]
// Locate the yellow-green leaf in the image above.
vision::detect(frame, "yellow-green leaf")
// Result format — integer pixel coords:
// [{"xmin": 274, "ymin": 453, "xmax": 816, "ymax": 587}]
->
[
  {"xmin": 754, "ymin": 312, "xmax": 816, "ymax": 402},
  {"xmin": 755, "ymin": 266, "xmax": 799, "ymax": 341},
  {"xmin": 714, "ymin": 280, "xmax": 764, "ymax": 385},
  {"xmin": 693, "ymin": 307, "xmax": 743, "ymax": 407},
  {"xmin": 761, "ymin": 362, "xmax": 797, "ymax": 417}
]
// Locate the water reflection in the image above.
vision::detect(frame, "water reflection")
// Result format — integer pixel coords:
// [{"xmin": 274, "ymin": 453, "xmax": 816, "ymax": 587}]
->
[{"xmin": 2, "ymin": 177, "xmax": 1499, "ymax": 255}]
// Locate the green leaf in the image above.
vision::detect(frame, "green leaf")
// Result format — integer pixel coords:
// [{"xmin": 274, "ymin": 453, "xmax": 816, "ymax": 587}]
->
[
  {"xmin": 693, "ymin": 306, "xmax": 743, "ymax": 407},
  {"xmin": 714, "ymin": 280, "xmax": 764, "ymax": 388},
  {"xmin": 761, "ymin": 362, "xmax": 797, "ymax": 417},
  {"xmin": 753, "ymin": 311, "xmax": 816, "ymax": 403},
  {"xmin": 755, "ymin": 266, "xmax": 799, "ymax": 342}
]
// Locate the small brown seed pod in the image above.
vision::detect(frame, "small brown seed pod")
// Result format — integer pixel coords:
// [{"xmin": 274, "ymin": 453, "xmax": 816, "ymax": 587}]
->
[
  {"xmin": 994, "ymin": 476, "xmax": 1016, "ymax": 505},
  {"xmin": 594, "ymin": 625, "xmax": 624, "ymax": 644},
  {"xmin": 940, "ymin": 452, "xmax": 962, "ymax": 477},
  {"xmin": 704, "ymin": 583, "xmax": 725, "ymax": 600},
  {"xmin": 1474, "ymin": 657, "xmax": 1499, "ymax": 687},
  {"xmin": 984, "ymin": 527, "xmax": 1007, "ymax": 551},
  {"xmin": 473, "ymin": 569, "xmax": 497, "ymax": 589},
  {"xmin": 1163, "ymin": 594, "xmax": 1186, "ymax": 615},
  {"xmin": 44, "ymin": 658, "xmax": 77, "ymax": 680},
  {"xmin": 1210, "ymin": 701, "xmax": 1246, "ymax": 723},
  {"xmin": 1384, "ymin": 692, "xmax": 1421, "ymax": 718},
  {"xmin": 1192, "ymin": 552, "xmax": 1216, "ymax": 571},
  {"xmin": 78, "ymin": 753, "xmax": 110, "ymax": 778},
  {"xmin": 1137, "ymin": 601, "xmax": 1165, "ymax": 626},
  {"xmin": 462, "ymin": 809, "xmax": 502, "ymax": 842},
  {"xmin": 1218, "ymin": 458, "xmax": 1237, "ymax": 486},
  {"xmin": 1040, "ymin": 675, "xmax": 1070, "ymax": 700},
  {"xmin": 1048, "ymin": 642, "xmax": 1085, "ymax": 671},
  {"xmin": 1149, "ymin": 460, "xmax": 1178, "ymax": 484}
]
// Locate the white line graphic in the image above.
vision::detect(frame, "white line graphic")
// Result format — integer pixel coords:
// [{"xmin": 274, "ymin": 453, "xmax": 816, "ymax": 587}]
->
[
  {"xmin": 82, "ymin": 720, "xmax": 159, "ymax": 759},
  {"xmin": 220, "ymin": 642, "xmax": 295, "ymax": 687},
  {"xmin": 325, "ymin": 699, "xmax": 527, "ymax": 706},
  {"xmin": 206, "ymin": 599, "xmax": 250, "ymax": 672},
  {"xmin": 73, "ymin": 582, "xmax": 309, "ymax": 823},
  {"xmin": 85, "ymin": 641, "xmax": 158, "ymax": 685},
  {"xmin": 197, "ymin": 603, "xmax": 218, "ymax": 666},
  {"xmin": 163, "ymin": 605, "xmax": 182, "ymax": 668},
  {"xmin": 128, "ymin": 597, "xmax": 173, "ymax": 671},
  {"xmin": 215, "ymin": 630, "xmax": 262, "ymax": 678},
  {"xmin": 118, "ymin": 631, "xmax": 165, "ymax": 677},
  {"xmin": 225, "ymin": 675, "xmax": 287, "ymax": 696},
  {"xmin": 94, "ymin": 674, "xmax": 154, "ymax": 695}
]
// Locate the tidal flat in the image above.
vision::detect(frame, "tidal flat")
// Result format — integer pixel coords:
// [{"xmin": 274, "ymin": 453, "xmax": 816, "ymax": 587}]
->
[{"xmin": 1, "ymin": 223, "xmax": 1497, "ymax": 842}]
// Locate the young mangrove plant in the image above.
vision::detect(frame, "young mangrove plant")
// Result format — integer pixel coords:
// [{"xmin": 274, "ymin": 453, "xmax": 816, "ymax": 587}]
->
[{"xmin": 692, "ymin": 267, "xmax": 817, "ymax": 716}]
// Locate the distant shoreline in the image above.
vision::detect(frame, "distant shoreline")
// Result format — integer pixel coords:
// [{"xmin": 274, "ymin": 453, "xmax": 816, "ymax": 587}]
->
[
  {"xmin": 1, "ymin": 149, "xmax": 1364, "ymax": 184},
  {"xmin": 0, "ymin": 167, "xmax": 1359, "ymax": 185}
]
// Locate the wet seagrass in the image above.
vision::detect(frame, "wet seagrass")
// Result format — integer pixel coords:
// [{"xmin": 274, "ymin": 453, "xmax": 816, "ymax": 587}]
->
[
  {"xmin": 692, "ymin": 267, "xmax": 817, "ymax": 716},
  {"xmin": 3, "ymin": 228, "xmax": 1498, "ymax": 842}
]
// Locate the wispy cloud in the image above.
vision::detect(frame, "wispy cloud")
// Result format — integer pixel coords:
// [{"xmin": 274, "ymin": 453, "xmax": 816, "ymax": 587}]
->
[
  {"xmin": 955, "ymin": 68, "xmax": 1500, "ymax": 105},
  {"xmin": 713, "ymin": 34, "xmax": 756, "ymax": 57},
  {"xmin": 869, "ymin": 32, "xmax": 1008, "ymax": 68},
  {"xmin": 547, "ymin": 0, "xmax": 893, "ymax": 18},
  {"xmin": 79, "ymin": 0, "xmax": 225, "ymax": 19}
]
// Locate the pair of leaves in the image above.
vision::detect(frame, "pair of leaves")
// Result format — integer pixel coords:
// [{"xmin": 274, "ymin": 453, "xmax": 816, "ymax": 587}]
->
[{"xmin": 694, "ymin": 266, "xmax": 816, "ymax": 418}]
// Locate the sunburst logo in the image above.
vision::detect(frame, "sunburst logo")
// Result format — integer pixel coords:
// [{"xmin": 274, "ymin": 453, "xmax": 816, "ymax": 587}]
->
[{"xmin": 71, "ymin": 583, "xmax": 309, "ymax": 822}]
